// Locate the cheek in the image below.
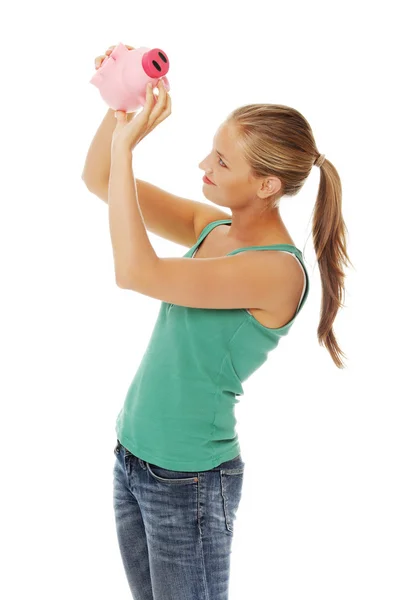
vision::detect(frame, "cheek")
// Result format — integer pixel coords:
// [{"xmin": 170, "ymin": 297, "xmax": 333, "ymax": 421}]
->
[{"xmin": 221, "ymin": 175, "xmax": 239, "ymax": 191}]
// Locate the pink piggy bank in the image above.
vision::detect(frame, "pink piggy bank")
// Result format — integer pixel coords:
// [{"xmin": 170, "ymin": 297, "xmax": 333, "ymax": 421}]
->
[{"xmin": 90, "ymin": 43, "xmax": 170, "ymax": 113}]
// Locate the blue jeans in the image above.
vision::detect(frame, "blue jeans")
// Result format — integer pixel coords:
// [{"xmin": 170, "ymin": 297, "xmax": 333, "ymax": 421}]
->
[{"xmin": 113, "ymin": 439, "xmax": 245, "ymax": 600}]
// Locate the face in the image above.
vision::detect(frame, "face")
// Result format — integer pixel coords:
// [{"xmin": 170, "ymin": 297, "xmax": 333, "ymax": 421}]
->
[{"xmin": 198, "ymin": 121, "xmax": 260, "ymax": 210}]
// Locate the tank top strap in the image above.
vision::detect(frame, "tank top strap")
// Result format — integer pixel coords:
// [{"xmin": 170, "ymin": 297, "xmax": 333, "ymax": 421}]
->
[
  {"xmin": 192, "ymin": 219, "xmax": 233, "ymax": 254},
  {"xmin": 193, "ymin": 218, "xmax": 305, "ymax": 262},
  {"xmin": 227, "ymin": 244, "xmax": 304, "ymax": 260},
  {"xmin": 190, "ymin": 218, "xmax": 309, "ymax": 316}
]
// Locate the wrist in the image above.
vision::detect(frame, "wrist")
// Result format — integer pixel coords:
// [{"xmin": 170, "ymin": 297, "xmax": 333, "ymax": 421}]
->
[{"xmin": 111, "ymin": 143, "xmax": 133, "ymax": 159}]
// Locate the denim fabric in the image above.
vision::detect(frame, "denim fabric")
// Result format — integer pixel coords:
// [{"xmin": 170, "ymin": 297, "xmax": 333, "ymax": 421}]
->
[{"xmin": 113, "ymin": 439, "xmax": 245, "ymax": 600}]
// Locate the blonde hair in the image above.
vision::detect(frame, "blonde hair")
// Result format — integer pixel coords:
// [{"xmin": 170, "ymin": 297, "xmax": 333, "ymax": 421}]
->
[{"xmin": 226, "ymin": 104, "xmax": 353, "ymax": 369}]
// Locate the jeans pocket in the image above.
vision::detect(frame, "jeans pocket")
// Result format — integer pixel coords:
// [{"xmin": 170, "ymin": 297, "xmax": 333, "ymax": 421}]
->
[
  {"xmin": 220, "ymin": 464, "xmax": 245, "ymax": 534},
  {"xmin": 145, "ymin": 461, "xmax": 199, "ymax": 485}
]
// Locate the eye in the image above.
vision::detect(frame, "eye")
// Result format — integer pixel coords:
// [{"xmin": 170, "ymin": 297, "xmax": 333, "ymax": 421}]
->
[{"xmin": 218, "ymin": 156, "xmax": 227, "ymax": 168}]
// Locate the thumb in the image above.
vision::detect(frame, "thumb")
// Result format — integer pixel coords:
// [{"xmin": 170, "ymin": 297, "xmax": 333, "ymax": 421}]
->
[{"xmin": 114, "ymin": 110, "xmax": 127, "ymax": 122}]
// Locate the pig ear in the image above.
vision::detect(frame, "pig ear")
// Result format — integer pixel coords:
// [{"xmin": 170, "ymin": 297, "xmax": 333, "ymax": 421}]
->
[{"xmin": 112, "ymin": 43, "xmax": 128, "ymax": 58}]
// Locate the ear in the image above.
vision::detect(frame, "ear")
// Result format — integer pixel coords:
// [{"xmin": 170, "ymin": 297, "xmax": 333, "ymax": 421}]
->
[{"xmin": 258, "ymin": 175, "xmax": 282, "ymax": 199}]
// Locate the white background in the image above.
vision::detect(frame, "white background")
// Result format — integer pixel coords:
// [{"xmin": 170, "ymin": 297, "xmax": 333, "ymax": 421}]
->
[{"xmin": 1, "ymin": 1, "xmax": 399, "ymax": 598}]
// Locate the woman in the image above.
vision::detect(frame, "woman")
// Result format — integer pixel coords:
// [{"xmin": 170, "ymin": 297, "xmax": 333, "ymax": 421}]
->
[{"xmin": 84, "ymin": 47, "xmax": 352, "ymax": 600}]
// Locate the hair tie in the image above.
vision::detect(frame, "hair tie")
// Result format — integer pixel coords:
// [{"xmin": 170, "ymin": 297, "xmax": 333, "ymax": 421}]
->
[{"xmin": 314, "ymin": 153, "xmax": 326, "ymax": 167}]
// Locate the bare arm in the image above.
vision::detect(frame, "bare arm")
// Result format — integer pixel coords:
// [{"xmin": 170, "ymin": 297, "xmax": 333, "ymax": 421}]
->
[
  {"xmin": 81, "ymin": 105, "xmax": 230, "ymax": 249},
  {"xmin": 81, "ymin": 108, "xmax": 135, "ymax": 187}
]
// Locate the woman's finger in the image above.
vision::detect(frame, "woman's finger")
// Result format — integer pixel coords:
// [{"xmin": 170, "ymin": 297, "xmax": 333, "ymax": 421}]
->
[
  {"xmin": 94, "ymin": 55, "xmax": 106, "ymax": 68},
  {"xmin": 135, "ymin": 92, "xmax": 171, "ymax": 144},
  {"xmin": 147, "ymin": 83, "xmax": 168, "ymax": 125},
  {"xmin": 147, "ymin": 92, "xmax": 171, "ymax": 133},
  {"xmin": 155, "ymin": 87, "xmax": 170, "ymax": 118},
  {"xmin": 151, "ymin": 87, "xmax": 170, "ymax": 121}
]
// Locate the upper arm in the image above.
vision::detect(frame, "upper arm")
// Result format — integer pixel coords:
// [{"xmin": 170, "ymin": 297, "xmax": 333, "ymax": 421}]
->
[
  {"xmin": 120, "ymin": 249, "xmax": 303, "ymax": 312},
  {"xmin": 83, "ymin": 177, "xmax": 230, "ymax": 248}
]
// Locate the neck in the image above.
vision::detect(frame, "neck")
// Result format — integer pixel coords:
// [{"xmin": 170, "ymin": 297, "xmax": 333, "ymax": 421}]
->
[{"xmin": 226, "ymin": 210, "xmax": 287, "ymax": 244}]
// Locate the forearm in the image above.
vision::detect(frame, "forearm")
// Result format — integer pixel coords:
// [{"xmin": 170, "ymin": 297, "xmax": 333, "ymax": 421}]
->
[
  {"xmin": 82, "ymin": 108, "xmax": 135, "ymax": 186},
  {"xmin": 108, "ymin": 149, "xmax": 158, "ymax": 287}
]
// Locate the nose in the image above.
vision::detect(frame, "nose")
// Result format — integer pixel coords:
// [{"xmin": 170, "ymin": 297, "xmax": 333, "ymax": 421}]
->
[{"xmin": 198, "ymin": 159, "xmax": 211, "ymax": 173}]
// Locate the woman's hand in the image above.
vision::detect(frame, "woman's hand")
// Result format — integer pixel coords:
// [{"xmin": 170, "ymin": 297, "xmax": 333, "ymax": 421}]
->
[{"xmin": 111, "ymin": 80, "xmax": 171, "ymax": 154}]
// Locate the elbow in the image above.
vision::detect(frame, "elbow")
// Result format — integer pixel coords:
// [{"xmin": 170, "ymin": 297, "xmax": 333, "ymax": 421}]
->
[
  {"xmin": 115, "ymin": 270, "xmax": 136, "ymax": 290},
  {"xmin": 115, "ymin": 273, "xmax": 128, "ymax": 289}
]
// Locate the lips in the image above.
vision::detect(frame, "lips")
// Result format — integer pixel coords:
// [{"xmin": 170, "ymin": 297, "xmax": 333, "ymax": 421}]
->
[{"xmin": 203, "ymin": 175, "xmax": 215, "ymax": 185}]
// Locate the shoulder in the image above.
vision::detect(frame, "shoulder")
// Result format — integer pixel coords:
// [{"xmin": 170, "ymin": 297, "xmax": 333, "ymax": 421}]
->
[{"xmin": 251, "ymin": 249, "xmax": 306, "ymax": 310}]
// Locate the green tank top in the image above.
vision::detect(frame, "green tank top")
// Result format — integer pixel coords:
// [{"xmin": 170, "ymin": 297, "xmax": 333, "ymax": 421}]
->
[{"xmin": 115, "ymin": 219, "xmax": 310, "ymax": 471}]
